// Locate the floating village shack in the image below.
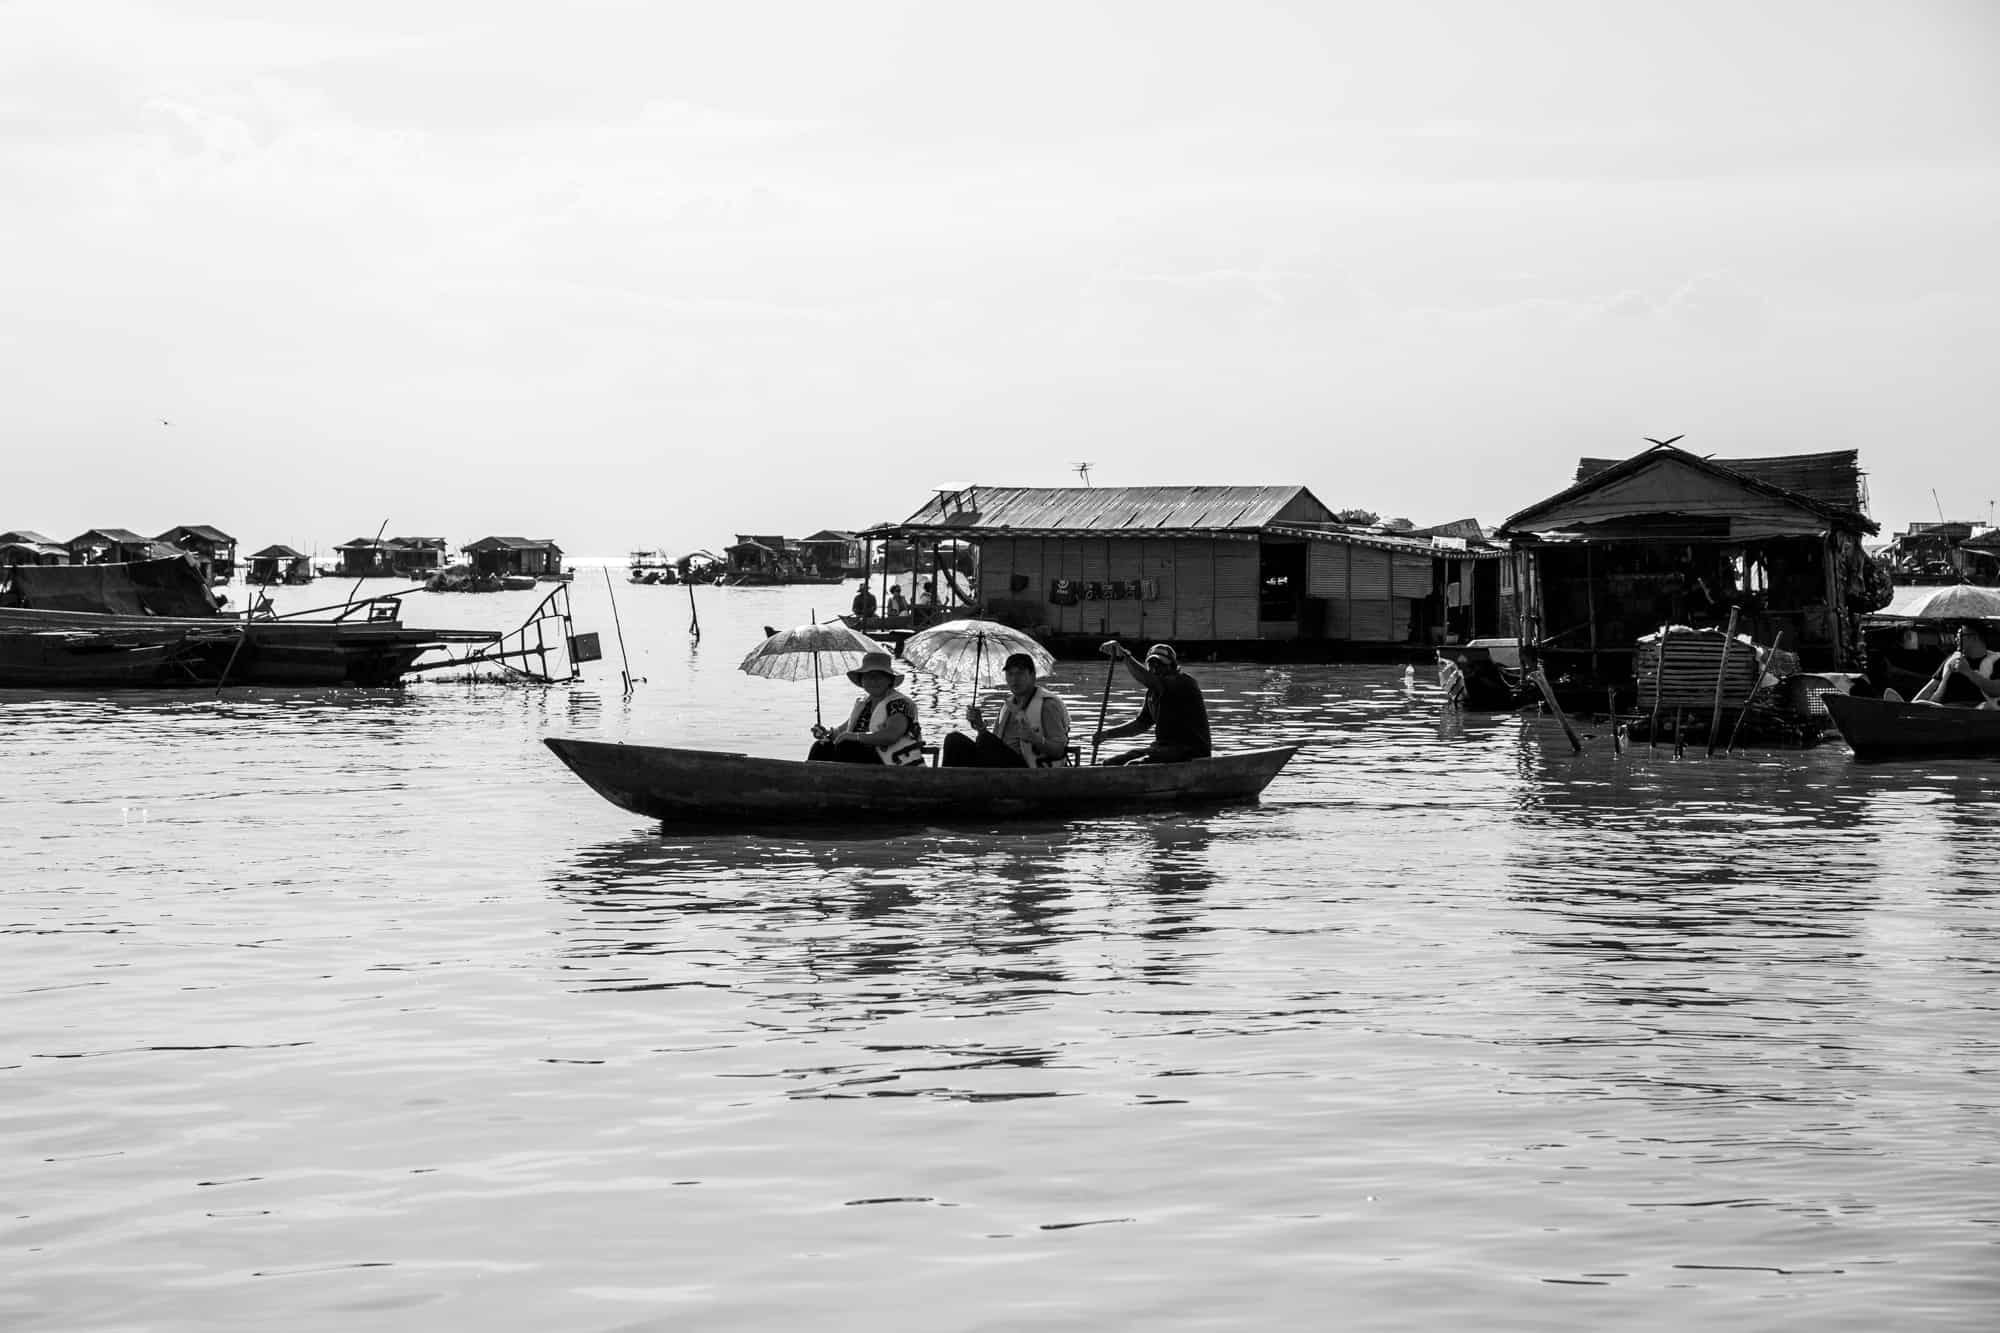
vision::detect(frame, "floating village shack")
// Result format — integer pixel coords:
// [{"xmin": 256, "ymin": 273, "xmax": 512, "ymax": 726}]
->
[
  {"xmin": 67, "ymin": 528, "xmax": 159, "ymax": 565},
  {"xmin": 333, "ymin": 536, "xmax": 448, "ymax": 578},
  {"xmin": 867, "ymin": 485, "xmax": 1510, "ymax": 659},
  {"xmin": 246, "ymin": 544, "xmax": 315, "ymax": 585},
  {"xmin": 463, "ymin": 536, "xmax": 564, "ymax": 580},
  {"xmin": 1882, "ymin": 520, "xmax": 1995, "ymax": 585},
  {"xmin": 156, "ymin": 525, "xmax": 237, "ymax": 581},
  {"xmin": 0, "ymin": 531, "xmax": 69, "ymax": 570},
  {"xmin": 1495, "ymin": 444, "xmax": 1882, "ymax": 679},
  {"xmin": 723, "ymin": 534, "xmax": 790, "ymax": 583},
  {"xmin": 798, "ymin": 530, "xmax": 867, "ymax": 579}
]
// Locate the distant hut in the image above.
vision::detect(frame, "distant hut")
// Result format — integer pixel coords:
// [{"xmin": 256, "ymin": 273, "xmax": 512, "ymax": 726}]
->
[
  {"xmin": 1495, "ymin": 443, "xmax": 1882, "ymax": 677},
  {"xmin": 1882, "ymin": 520, "xmax": 1984, "ymax": 585},
  {"xmin": 867, "ymin": 485, "xmax": 1509, "ymax": 659},
  {"xmin": 66, "ymin": 528, "xmax": 156, "ymax": 565},
  {"xmin": 246, "ymin": 544, "xmax": 315, "ymax": 585},
  {"xmin": 462, "ymin": 536, "xmax": 565, "ymax": 580},
  {"xmin": 0, "ymin": 531, "xmax": 70, "ymax": 571},
  {"xmin": 723, "ymin": 534, "xmax": 792, "ymax": 584},
  {"xmin": 798, "ymin": 530, "xmax": 866, "ymax": 579},
  {"xmin": 334, "ymin": 535, "xmax": 448, "ymax": 578},
  {"xmin": 157, "ymin": 525, "xmax": 238, "ymax": 581}
]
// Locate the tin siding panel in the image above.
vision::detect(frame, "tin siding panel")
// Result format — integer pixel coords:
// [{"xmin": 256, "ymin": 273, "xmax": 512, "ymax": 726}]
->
[
  {"xmin": 1214, "ymin": 542, "xmax": 1260, "ymax": 640},
  {"xmin": 1106, "ymin": 541, "xmax": 1145, "ymax": 638},
  {"xmin": 1350, "ymin": 548, "xmax": 1390, "ymax": 600},
  {"xmin": 1308, "ymin": 542, "xmax": 1350, "ymax": 598},
  {"xmin": 1391, "ymin": 554, "xmax": 1432, "ymax": 597},
  {"xmin": 1349, "ymin": 600, "xmax": 1394, "ymax": 642},
  {"xmin": 1172, "ymin": 539, "xmax": 1214, "ymax": 640}
]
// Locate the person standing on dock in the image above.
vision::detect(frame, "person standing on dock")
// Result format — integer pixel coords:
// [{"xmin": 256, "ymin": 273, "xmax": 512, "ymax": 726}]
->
[
  {"xmin": 810, "ymin": 651, "xmax": 926, "ymax": 764},
  {"xmin": 943, "ymin": 652, "xmax": 1071, "ymax": 768},
  {"xmin": 1912, "ymin": 623, "xmax": 2000, "ymax": 708},
  {"xmin": 1093, "ymin": 641, "xmax": 1212, "ymax": 765}
]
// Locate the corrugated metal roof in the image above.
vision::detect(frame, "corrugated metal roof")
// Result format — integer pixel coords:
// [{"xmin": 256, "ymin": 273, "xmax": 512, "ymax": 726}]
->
[
  {"xmin": 1266, "ymin": 525, "xmax": 1509, "ymax": 559},
  {"xmin": 70, "ymin": 528, "xmax": 148, "ymax": 545},
  {"xmin": 464, "ymin": 536, "xmax": 560, "ymax": 551},
  {"xmin": 1507, "ymin": 444, "xmax": 1877, "ymax": 537},
  {"xmin": 0, "ymin": 530, "xmax": 56, "ymax": 545},
  {"xmin": 1577, "ymin": 449, "xmax": 1863, "ymax": 513},
  {"xmin": 250, "ymin": 544, "xmax": 303, "ymax": 558},
  {"xmin": 879, "ymin": 485, "xmax": 1314, "ymax": 535},
  {"xmin": 158, "ymin": 524, "xmax": 235, "ymax": 544}
]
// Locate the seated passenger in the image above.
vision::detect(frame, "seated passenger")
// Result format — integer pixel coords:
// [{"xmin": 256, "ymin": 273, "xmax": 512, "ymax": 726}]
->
[
  {"xmin": 1093, "ymin": 641, "xmax": 1213, "ymax": 765},
  {"xmin": 1913, "ymin": 623, "xmax": 2000, "ymax": 708},
  {"xmin": 808, "ymin": 651, "xmax": 925, "ymax": 764},
  {"xmin": 942, "ymin": 652, "xmax": 1070, "ymax": 768}
]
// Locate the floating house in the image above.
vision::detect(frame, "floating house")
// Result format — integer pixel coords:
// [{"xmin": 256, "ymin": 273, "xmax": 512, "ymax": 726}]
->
[
  {"xmin": 462, "ymin": 536, "xmax": 565, "ymax": 580},
  {"xmin": 720, "ymin": 534, "xmax": 841, "ymax": 585},
  {"xmin": 246, "ymin": 544, "xmax": 315, "ymax": 585},
  {"xmin": 68, "ymin": 528, "xmax": 169, "ymax": 565},
  {"xmin": 867, "ymin": 485, "xmax": 1510, "ymax": 659},
  {"xmin": 1496, "ymin": 444, "xmax": 1883, "ymax": 678},
  {"xmin": 157, "ymin": 525, "xmax": 237, "ymax": 581},
  {"xmin": 333, "ymin": 536, "xmax": 448, "ymax": 578},
  {"xmin": 797, "ymin": 530, "xmax": 867, "ymax": 579},
  {"xmin": 1880, "ymin": 520, "xmax": 1995, "ymax": 585},
  {"xmin": 0, "ymin": 531, "xmax": 69, "ymax": 570}
]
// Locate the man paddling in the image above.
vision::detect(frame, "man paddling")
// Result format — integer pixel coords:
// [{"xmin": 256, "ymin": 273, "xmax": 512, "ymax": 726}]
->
[
  {"xmin": 1092, "ymin": 641, "xmax": 1212, "ymax": 765},
  {"xmin": 1913, "ymin": 623, "xmax": 2000, "ymax": 708}
]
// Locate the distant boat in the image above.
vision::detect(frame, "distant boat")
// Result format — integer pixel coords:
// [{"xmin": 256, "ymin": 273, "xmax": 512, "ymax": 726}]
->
[{"xmin": 543, "ymin": 738, "xmax": 1299, "ymax": 826}]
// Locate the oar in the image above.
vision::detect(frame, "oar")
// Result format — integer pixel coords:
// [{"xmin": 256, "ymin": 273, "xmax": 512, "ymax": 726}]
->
[
  {"xmin": 1705, "ymin": 606, "xmax": 1741, "ymax": 756},
  {"xmin": 1090, "ymin": 641, "xmax": 1119, "ymax": 765},
  {"xmin": 810, "ymin": 610, "xmax": 821, "ymax": 727}
]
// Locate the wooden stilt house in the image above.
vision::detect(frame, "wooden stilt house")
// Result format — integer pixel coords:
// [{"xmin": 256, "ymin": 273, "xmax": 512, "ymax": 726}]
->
[
  {"xmin": 867, "ymin": 485, "xmax": 1509, "ymax": 659},
  {"xmin": 1496, "ymin": 444, "xmax": 1884, "ymax": 681}
]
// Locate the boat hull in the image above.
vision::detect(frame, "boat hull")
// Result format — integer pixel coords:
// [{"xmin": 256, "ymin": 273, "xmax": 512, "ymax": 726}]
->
[
  {"xmin": 544, "ymin": 738, "xmax": 1299, "ymax": 825},
  {"xmin": 0, "ymin": 632, "xmax": 199, "ymax": 687},
  {"xmin": 1822, "ymin": 691, "xmax": 2000, "ymax": 760}
]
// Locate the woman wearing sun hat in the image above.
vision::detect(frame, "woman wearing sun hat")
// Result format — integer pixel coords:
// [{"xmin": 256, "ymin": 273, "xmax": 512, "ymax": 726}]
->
[{"xmin": 808, "ymin": 650, "xmax": 926, "ymax": 765}]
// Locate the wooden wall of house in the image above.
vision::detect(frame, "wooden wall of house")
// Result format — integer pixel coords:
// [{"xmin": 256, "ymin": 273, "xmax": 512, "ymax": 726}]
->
[{"xmin": 977, "ymin": 535, "xmax": 1261, "ymax": 641}]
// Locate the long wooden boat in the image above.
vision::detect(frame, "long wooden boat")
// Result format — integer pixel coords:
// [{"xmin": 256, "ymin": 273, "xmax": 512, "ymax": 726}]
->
[
  {"xmin": 544, "ymin": 738, "xmax": 1300, "ymax": 825},
  {"xmin": 0, "ymin": 630, "xmax": 209, "ymax": 687},
  {"xmin": 1822, "ymin": 691, "xmax": 2000, "ymax": 761}
]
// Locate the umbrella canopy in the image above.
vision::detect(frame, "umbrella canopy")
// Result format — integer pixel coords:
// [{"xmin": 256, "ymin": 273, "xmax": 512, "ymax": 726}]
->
[
  {"xmin": 740, "ymin": 619, "xmax": 887, "ymax": 725},
  {"xmin": 739, "ymin": 620, "xmax": 886, "ymax": 682},
  {"xmin": 1877, "ymin": 584, "xmax": 2000, "ymax": 622},
  {"xmin": 901, "ymin": 618, "xmax": 1054, "ymax": 687}
]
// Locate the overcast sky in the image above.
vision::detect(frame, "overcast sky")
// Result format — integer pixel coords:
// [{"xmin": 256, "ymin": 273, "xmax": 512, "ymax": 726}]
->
[{"xmin": 4, "ymin": 0, "xmax": 1995, "ymax": 555}]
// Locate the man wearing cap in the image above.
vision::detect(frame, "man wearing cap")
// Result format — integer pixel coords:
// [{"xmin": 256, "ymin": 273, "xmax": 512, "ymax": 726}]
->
[
  {"xmin": 1912, "ymin": 623, "xmax": 2000, "ymax": 708},
  {"xmin": 1093, "ymin": 641, "xmax": 1212, "ymax": 765},
  {"xmin": 808, "ymin": 650, "xmax": 926, "ymax": 764},
  {"xmin": 942, "ymin": 652, "xmax": 1072, "ymax": 768}
]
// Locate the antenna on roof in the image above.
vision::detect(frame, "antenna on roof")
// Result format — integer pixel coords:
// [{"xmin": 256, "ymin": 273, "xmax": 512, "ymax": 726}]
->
[
  {"xmin": 1643, "ymin": 435, "xmax": 1685, "ymax": 448},
  {"xmin": 1934, "ymin": 488, "xmax": 1946, "ymax": 523},
  {"xmin": 1073, "ymin": 462, "xmax": 1094, "ymax": 487}
]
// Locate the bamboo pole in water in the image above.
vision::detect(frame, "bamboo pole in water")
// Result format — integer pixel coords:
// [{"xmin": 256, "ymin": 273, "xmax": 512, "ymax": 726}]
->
[
  {"xmin": 1648, "ymin": 623, "xmax": 1671, "ymax": 749},
  {"xmin": 1725, "ymin": 628, "xmax": 1785, "ymax": 756},
  {"xmin": 1530, "ymin": 667, "xmax": 1585, "ymax": 754},
  {"xmin": 1706, "ymin": 606, "xmax": 1742, "ymax": 756}
]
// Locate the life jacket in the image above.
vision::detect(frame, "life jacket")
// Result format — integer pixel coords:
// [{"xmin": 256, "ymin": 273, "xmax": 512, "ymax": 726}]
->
[
  {"xmin": 1000, "ymin": 687, "xmax": 1068, "ymax": 767},
  {"xmin": 845, "ymin": 689, "xmax": 926, "ymax": 765}
]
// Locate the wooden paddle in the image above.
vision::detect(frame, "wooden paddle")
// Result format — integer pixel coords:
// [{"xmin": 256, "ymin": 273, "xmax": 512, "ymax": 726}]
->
[{"xmin": 1090, "ymin": 640, "xmax": 1120, "ymax": 765}]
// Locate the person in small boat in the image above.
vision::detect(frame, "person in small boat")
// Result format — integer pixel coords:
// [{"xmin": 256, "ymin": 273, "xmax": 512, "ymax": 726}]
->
[
  {"xmin": 850, "ymin": 585, "xmax": 877, "ymax": 622},
  {"xmin": 809, "ymin": 650, "xmax": 926, "ymax": 765},
  {"xmin": 886, "ymin": 584, "xmax": 909, "ymax": 618},
  {"xmin": 918, "ymin": 580, "xmax": 937, "ymax": 610},
  {"xmin": 1092, "ymin": 641, "xmax": 1213, "ymax": 765},
  {"xmin": 942, "ymin": 652, "xmax": 1071, "ymax": 768},
  {"xmin": 1912, "ymin": 623, "xmax": 2000, "ymax": 708}
]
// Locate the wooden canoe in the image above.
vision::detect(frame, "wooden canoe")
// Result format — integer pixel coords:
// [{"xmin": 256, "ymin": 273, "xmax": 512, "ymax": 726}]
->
[
  {"xmin": 544, "ymin": 737, "xmax": 1300, "ymax": 825},
  {"xmin": 1822, "ymin": 691, "xmax": 2000, "ymax": 761}
]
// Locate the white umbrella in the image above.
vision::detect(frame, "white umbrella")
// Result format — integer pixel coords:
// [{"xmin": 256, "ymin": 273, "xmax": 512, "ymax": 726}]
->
[
  {"xmin": 739, "ymin": 618, "xmax": 887, "ymax": 725},
  {"xmin": 1881, "ymin": 583, "xmax": 2000, "ymax": 622},
  {"xmin": 901, "ymin": 618, "xmax": 1054, "ymax": 687}
]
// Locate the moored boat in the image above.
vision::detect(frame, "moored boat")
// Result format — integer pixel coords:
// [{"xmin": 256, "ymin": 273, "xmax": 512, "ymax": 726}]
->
[
  {"xmin": 544, "ymin": 738, "xmax": 1300, "ymax": 826},
  {"xmin": 1822, "ymin": 692, "xmax": 2000, "ymax": 761}
]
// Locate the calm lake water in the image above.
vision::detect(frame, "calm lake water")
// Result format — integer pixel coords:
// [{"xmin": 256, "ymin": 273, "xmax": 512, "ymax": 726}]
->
[{"xmin": 5, "ymin": 566, "xmax": 1997, "ymax": 1331}]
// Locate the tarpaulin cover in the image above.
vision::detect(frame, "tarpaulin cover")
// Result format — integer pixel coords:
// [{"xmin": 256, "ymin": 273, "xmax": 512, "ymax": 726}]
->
[{"xmin": 7, "ymin": 556, "xmax": 222, "ymax": 616}]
